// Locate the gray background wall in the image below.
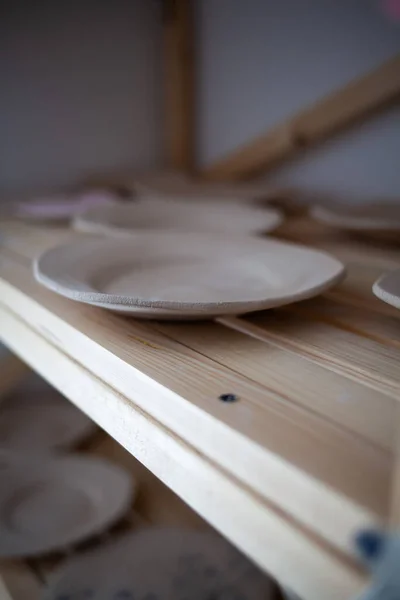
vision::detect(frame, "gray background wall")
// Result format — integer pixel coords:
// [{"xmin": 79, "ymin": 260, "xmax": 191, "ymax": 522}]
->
[
  {"xmin": 0, "ymin": 0, "xmax": 163, "ymax": 195},
  {"xmin": 196, "ymin": 0, "xmax": 400, "ymax": 200},
  {"xmin": 1, "ymin": 0, "xmax": 399, "ymax": 200}
]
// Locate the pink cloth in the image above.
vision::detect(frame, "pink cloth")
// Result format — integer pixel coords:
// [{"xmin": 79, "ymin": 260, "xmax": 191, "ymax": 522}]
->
[{"xmin": 15, "ymin": 190, "xmax": 117, "ymax": 220}]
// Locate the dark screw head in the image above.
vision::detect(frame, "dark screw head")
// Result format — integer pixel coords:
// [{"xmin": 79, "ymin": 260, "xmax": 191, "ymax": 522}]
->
[{"xmin": 219, "ymin": 393, "xmax": 238, "ymax": 403}]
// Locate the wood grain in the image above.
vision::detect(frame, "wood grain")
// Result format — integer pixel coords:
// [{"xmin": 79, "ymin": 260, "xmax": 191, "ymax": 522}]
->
[
  {"xmin": 1, "ymin": 218, "xmax": 397, "ymax": 599},
  {"xmin": 203, "ymin": 55, "xmax": 400, "ymax": 180},
  {"xmin": 238, "ymin": 312, "xmax": 400, "ymax": 399},
  {"xmin": 155, "ymin": 319, "xmax": 395, "ymax": 452},
  {"xmin": 0, "ymin": 250, "xmax": 386, "ymax": 556},
  {"xmin": 0, "ymin": 303, "xmax": 366, "ymax": 600}
]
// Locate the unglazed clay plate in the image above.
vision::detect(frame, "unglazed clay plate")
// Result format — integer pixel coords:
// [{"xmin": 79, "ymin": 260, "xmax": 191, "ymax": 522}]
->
[
  {"xmin": 73, "ymin": 196, "xmax": 284, "ymax": 236},
  {"xmin": 373, "ymin": 268, "xmax": 400, "ymax": 309},
  {"xmin": 0, "ymin": 389, "xmax": 95, "ymax": 451},
  {"xmin": 310, "ymin": 203, "xmax": 400, "ymax": 232},
  {"xmin": 43, "ymin": 528, "xmax": 276, "ymax": 600},
  {"xmin": 0, "ymin": 452, "xmax": 134, "ymax": 558},
  {"xmin": 34, "ymin": 233, "xmax": 345, "ymax": 318}
]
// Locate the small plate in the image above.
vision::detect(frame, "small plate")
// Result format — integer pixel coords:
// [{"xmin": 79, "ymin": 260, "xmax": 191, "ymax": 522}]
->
[
  {"xmin": 0, "ymin": 452, "xmax": 134, "ymax": 558},
  {"xmin": 44, "ymin": 528, "xmax": 276, "ymax": 600},
  {"xmin": 373, "ymin": 268, "xmax": 400, "ymax": 309},
  {"xmin": 73, "ymin": 197, "xmax": 284, "ymax": 236},
  {"xmin": 0, "ymin": 389, "xmax": 95, "ymax": 451},
  {"xmin": 34, "ymin": 233, "xmax": 345, "ymax": 318},
  {"xmin": 310, "ymin": 203, "xmax": 400, "ymax": 232}
]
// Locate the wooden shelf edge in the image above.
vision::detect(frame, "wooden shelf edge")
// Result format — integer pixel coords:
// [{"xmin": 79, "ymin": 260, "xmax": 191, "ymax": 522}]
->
[
  {"xmin": 0, "ymin": 302, "xmax": 366, "ymax": 600},
  {"xmin": 0, "ymin": 253, "xmax": 384, "ymax": 558}
]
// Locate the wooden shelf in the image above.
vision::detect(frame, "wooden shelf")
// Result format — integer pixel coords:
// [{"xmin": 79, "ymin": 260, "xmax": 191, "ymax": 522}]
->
[{"xmin": 0, "ymin": 218, "xmax": 399, "ymax": 599}]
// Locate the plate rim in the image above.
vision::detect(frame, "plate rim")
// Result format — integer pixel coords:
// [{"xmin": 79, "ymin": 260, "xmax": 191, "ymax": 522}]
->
[
  {"xmin": 372, "ymin": 268, "xmax": 400, "ymax": 310},
  {"xmin": 33, "ymin": 235, "xmax": 346, "ymax": 314}
]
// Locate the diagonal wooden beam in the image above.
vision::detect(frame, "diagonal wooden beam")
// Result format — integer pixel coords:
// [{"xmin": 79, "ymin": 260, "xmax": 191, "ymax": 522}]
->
[
  {"xmin": 163, "ymin": 0, "xmax": 195, "ymax": 172},
  {"xmin": 203, "ymin": 55, "xmax": 400, "ymax": 181}
]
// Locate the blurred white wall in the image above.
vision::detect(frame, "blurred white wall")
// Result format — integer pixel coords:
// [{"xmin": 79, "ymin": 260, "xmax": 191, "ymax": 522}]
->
[
  {"xmin": 0, "ymin": 0, "xmax": 163, "ymax": 194},
  {"xmin": 2, "ymin": 1, "xmax": 399, "ymax": 200},
  {"xmin": 196, "ymin": 0, "xmax": 400, "ymax": 199}
]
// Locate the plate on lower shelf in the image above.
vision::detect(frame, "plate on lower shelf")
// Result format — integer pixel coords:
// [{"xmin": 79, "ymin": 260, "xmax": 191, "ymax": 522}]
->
[
  {"xmin": 34, "ymin": 233, "xmax": 345, "ymax": 318},
  {"xmin": 373, "ymin": 268, "xmax": 400, "ymax": 309},
  {"xmin": 0, "ymin": 452, "xmax": 134, "ymax": 557},
  {"xmin": 73, "ymin": 196, "xmax": 284, "ymax": 236},
  {"xmin": 44, "ymin": 528, "xmax": 276, "ymax": 600},
  {"xmin": 0, "ymin": 388, "xmax": 95, "ymax": 451},
  {"xmin": 310, "ymin": 203, "xmax": 400, "ymax": 233}
]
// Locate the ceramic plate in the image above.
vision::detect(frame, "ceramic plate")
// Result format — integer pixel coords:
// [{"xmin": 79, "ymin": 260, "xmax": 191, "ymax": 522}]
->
[
  {"xmin": 0, "ymin": 389, "xmax": 95, "ymax": 451},
  {"xmin": 34, "ymin": 233, "xmax": 345, "ymax": 318},
  {"xmin": 373, "ymin": 268, "xmax": 400, "ymax": 309},
  {"xmin": 73, "ymin": 197, "xmax": 283, "ymax": 236},
  {"xmin": 44, "ymin": 528, "xmax": 275, "ymax": 600},
  {"xmin": 310, "ymin": 203, "xmax": 400, "ymax": 232},
  {"xmin": 0, "ymin": 452, "xmax": 134, "ymax": 558}
]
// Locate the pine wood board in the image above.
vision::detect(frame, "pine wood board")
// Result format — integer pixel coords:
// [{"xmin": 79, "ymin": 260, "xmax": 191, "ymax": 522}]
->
[
  {"xmin": 239, "ymin": 311, "xmax": 400, "ymax": 399},
  {"xmin": 0, "ymin": 303, "xmax": 365, "ymax": 600},
  {"xmin": 0, "ymin": 219, "xmax": 398, "ymax": 599},
  {"xmin": 0, "ymin": 248, "xmax": 386, "ymax": 557},
  {"xmin": 155, "ymin": 319, "xmax": 395, "ymax": 452},
  {"xmin": 286, "ymin": 298, "xmax": 400, "ymax": 349}
]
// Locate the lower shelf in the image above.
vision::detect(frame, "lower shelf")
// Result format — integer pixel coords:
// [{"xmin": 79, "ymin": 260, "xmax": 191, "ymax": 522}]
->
[
  {"xmin": 0, "ymin": 303, "xmax": 367, "ymax": 600},
  {"xmin": 0, "ymin": 429, "xmax": 282, "ymax": 599}
]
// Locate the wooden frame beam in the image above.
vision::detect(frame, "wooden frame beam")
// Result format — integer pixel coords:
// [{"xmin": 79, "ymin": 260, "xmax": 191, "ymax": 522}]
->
[
  {"xmin": 203, "ymin": 55, "xmax": 400, "ymax": 181},
  {"xmin": 163, "ymin": 0, "xmax": 194, "ymax": 172}
]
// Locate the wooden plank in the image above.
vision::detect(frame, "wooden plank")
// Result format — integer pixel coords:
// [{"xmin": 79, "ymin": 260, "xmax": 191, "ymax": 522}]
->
[
  {"xmin": 287, "ymin": 297, "xmax": 400, "ymax": 349},
  {"xmin": 203, "ymin": 55, "xmax": 400, "ymax": 180},
  {"xmin": 0, "ymin": 303, "xmax": 367, "ymax": 600},
  {"xmin": 0, "ymin": 250, "xmax": 387, "ymax": 556},
  {"xmin": 155, "ymin": 320, "xmax": 395, "ymax": 452},
  {"xmin": 88, "ymin": 433, "xmax": 209, "ymax": 530},
  {"xmin": 233, "ymin": 313, "xmax": 400, "ymax": 400},
  {"xmin": 163, "ymin": 0, "xmax": 194, "ymax": 171}
]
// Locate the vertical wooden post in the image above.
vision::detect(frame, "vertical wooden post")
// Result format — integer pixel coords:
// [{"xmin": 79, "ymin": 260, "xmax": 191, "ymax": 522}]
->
[{"xmin": 163, "ymin": 0, "xmax": 194, "ymax": 172}]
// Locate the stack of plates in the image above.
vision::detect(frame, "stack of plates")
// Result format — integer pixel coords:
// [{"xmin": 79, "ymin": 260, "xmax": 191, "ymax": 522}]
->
[
  {"xmin": 0, "ymin": 376, "xmax": 134, "ymax": 559},
  {"xmin": 34, "ymin": 233, "xmax": 345, "ymax": 319},
  {"xmin": 43, "ymin": 528, "xmax": 276, "ymax": 600}
]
